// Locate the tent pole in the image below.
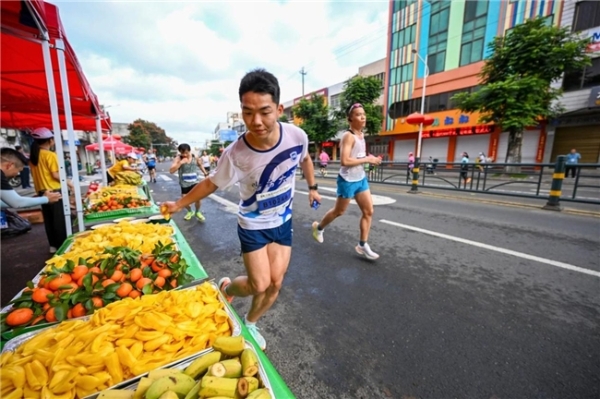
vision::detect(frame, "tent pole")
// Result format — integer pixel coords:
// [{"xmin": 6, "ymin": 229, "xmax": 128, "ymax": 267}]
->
[
  {"xmin": 55, "ymin": 39, "xmax": 84, "ymax": 232},
  {"xmin": 96, "ymin": 117, "xmax": 107, "ymax": 186},
  {"xmin": 41, "ymin": 37, "xmax": 72, "ymax": 236}
]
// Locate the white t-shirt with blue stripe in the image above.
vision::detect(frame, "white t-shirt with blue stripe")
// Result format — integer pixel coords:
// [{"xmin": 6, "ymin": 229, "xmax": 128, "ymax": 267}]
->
[{"xmin": 209, "ymin": 122, "xmax": 309, "ymax": 230}]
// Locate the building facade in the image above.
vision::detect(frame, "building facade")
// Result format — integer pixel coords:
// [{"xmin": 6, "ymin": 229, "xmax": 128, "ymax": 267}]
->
[
  {"xmin": 282, "ymin": 59, "xmax": 387, "ymax": 159},
  {"xmin": 383, "ymin": 0, "xmax": 568, "ymax": 164},
  {"xmin": 548, "ymin": 0, "xmax": 600, "ymax": 163}
]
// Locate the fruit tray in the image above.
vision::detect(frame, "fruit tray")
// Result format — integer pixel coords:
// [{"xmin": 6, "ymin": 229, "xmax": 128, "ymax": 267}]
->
[
  {"xmin": 85, "ymin": 205, "xmax": 155, "ymax": 219},
  {"xmin": 2, "ymin": 281, "xmax": 240, "ymax": 352},
  {"xmin": 83, "ymin": 341, "xmax": 275, "ymax": 399}
]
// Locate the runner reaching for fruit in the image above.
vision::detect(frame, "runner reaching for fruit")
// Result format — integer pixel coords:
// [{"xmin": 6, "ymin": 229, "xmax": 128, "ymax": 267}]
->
[{"xmin": 162, "ymin": 69, "xmax": 321, "ymax": 351}]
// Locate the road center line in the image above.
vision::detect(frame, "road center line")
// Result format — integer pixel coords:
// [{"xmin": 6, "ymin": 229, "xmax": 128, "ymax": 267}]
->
[{"xmin": 380, "ymin": 219, "xmax": 600, "ymax": 278}]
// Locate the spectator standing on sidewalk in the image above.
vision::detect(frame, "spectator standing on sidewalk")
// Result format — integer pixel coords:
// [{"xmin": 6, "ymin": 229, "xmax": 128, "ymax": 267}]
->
[
  {"xmin": 476, "ymin": 152, "xmax": 486, "ymax": 172},
  {"xmin": 312, "ymin": 103, "xmax": 382, "ymax": 260},
  {"xmin": 565, "ymin": 148, "xmax": 581, "ymax": 178},
  {"xmin": 15, "ymin": 146, "xmax": 32, "ymax": 189},
  {"xmin": 407, "ymin": 151, "xmax": 415, "ymax": 178},
  {"xmin": 460, "ymin": 152, "xmax": 472, "ymax": 186}
]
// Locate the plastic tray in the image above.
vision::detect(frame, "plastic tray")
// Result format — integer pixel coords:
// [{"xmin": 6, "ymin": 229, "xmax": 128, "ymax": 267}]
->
[{"xmin": 84, "ymin": 341, "xmax": 274, "ymax": 399}]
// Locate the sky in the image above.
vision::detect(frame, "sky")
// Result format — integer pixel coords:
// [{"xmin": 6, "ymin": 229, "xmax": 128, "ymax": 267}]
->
[{"xmin": 56, "ymin": 1, "xmax": 389, "ymax": 147}]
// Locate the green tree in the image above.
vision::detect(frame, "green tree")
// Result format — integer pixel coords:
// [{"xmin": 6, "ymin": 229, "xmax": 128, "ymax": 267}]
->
[
  {"xmin": 452, "ymin": 17, "xmax": 590, "ymax": 168},
  {"xmin": 208, "ymin": 142, "xmax": 222, "ymax": 156},
  {"xmin": 278, "ymin": 115, "xmax": 289, "ymax": 123},
  {"xmin": 335, "ymin": 75, "xmax": 384, "ymax": 135},
  {"xmin": 124, "ymin": 119, "xmax": 178, "ymax": 157},
  {"xmin": 292, "ymin": 94, "xmax": 338, "ymax": 148}
]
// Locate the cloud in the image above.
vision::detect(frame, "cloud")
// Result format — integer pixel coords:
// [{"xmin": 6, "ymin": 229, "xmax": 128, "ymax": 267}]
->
[{"xmin": 55, "ymin": 1, "xmax": 388, "ymax": 146}]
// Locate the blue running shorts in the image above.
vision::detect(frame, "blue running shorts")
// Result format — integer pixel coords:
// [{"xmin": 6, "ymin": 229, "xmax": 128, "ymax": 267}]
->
[
  {"xmin": 237, "ymin": 219, "xmax": 293, "ymax": 254},
  {"xmin": 336, "ymin": 175, "xmax": 369, "ymax": 199}
]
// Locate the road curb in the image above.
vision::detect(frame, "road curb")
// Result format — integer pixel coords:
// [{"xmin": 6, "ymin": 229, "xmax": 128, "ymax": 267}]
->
[{"xmin": 419, "ymin": 191, "xmax": 600, "ymax": 218}]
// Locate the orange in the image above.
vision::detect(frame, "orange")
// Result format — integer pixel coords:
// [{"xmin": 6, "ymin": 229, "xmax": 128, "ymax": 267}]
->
[
  {"xmin": 67, "ymin": 309, "xmax": 73, "ymax": 319},
  {"xmin": 45, "ymin": 307, "xmax": 57, "ymax": 322},
  {"xmin": 136, "ymin": 277, "xmax": 153, "ymax": 291},
  {"xmin": 170, "ymin": 279, "xmax": 178, "ymax": 289},
  {"xmin": 102, "ymin": 279, "xmax": 116, "ymax": 288},
  {"xmin": 129, "ymin": 268, "xmax": 142, "ymax": 283},
  {"xmin": 6, "ymin": 308, "xmax": 34, "ymax": 326},
  {"xmin": 116, "ymin": 283, "xmax": 133, "ymax": 298},
  {"xmin": 128, "ymin": 290, "xmax": 141, "ymax": 299},
  {"xmin": 47, "ymin": 273, "xmax": 73, "ymax": 291},
  {"xmin": 59, "ymin": 282, "xmax": 78, "ymax": 294},
  {"xmin": 151, "ymin": 260, "xmax": 166, "ymax": 272},
  {"xmin": 88, "ymin": 266, "xmax": 102, "ymax": 275},
  {"xmin": 91, "ymin": 297, "xmax": 104, "ymax": 308},
  {"xmin": 154, "ymin": 276, "xmax": 166, "ymax": 288},
  {"xmin": 71, "ymin": 265, "xmax": 89, "ymax": 281},
  {"xmin": 110, "ymin": 270, "xmax": 124, "ymax": 282},
  {"xmin": 77, "ymin": 273, "xmax": 99, "ymax": 287},
  {"xmin": 32, "ymin": 288, "xmax": 53, "ymax": 304},
  {"xmin": 31, "ymin": 315, "xmax": 45, "ymax": 325},
  {"xmin": 72, "ymin": 303, "xmax": 87, "ymax": 318},
  {"xmin": 170, "ymin": 254, "xmax": 179, "ymax": 263},
  {"xmin": 157, "ymin": 269, "xmax": 172, "ymax": 278}
]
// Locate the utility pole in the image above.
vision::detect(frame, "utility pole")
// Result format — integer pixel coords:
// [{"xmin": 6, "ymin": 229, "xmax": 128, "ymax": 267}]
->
[{"xmin": 300, "ymin": 67, "xmax": 307, "ymax": 96}]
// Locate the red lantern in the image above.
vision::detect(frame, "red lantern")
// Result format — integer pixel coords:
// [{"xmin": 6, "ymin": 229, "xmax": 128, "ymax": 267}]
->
[
  {"xmin": 422, "ymin": 115, "xmax": 434, "ymax": 126},
  {"xmin": 406, "ymin": 112, "xmax": 425, "ymax": 125}
]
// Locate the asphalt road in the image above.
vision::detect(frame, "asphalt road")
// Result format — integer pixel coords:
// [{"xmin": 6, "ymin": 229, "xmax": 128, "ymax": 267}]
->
[
  {"xmin": 147, "ymin": 163, "xmax": 600, "ymax": 399},
  {"xmin": 2, "ymin": 162, "xmax": 598, "ymax": 398}
]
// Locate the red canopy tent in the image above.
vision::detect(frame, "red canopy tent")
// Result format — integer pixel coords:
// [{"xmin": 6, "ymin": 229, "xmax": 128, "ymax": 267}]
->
[
  {"xmin": 0, "ymin": 1, "xmax": 111, "ymax": 131},
  {"xmin": 1, "ymin": 0, "xmax": 112, "ymax": 233},
  {"xmin": 85, "ymin": 138, "xmax": 132, "ymax": 153}
]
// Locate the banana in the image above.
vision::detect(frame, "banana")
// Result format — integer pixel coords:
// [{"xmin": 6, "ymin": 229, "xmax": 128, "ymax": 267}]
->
[
  {"xmin": 183, "ymin": 381, "xmax": 201, "ymax": 399},
  {"xmin": 246, "ymin": 388, "xmax": 272, "ymax": 399},
  {"xmin": 147, "ymin": 369, "xmax": 180, "ymax": 381},
  {"xmin": 145, "ymin": 373, "xmax": 196, "ymax": 399},
  {"xmin": 133, "ymin": 377, "xmax": 153, "ymax": 399},
  {"xmin": 210, "ymin": 359, "xmax": 242, "ymax": 378},
  {"xmin": 158, "ymin": 391, "xmax": 178, "ymax": 399},
  {"xmin": 198, "ymin": 376, "xmax": 238, "ymax": 398},
  {"xmin": 212, "ymin": 336, "xmax": 245, "ymax": 357},
  {"xmin": 97, "ymin": 390, "xmax": 135, "ymax": 399},
  {"xmin": 241, "ymin": 349, "xmax": 259, "ymax": 377},
  {"xmin": 183, "ymin": 351, "xmax": 222, "ymax": 379}
]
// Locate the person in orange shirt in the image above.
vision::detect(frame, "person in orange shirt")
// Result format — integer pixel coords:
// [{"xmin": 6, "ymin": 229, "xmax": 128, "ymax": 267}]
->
[{"xmin": 28, "ymin": 127, "xmax": 70, "ymax": 253}]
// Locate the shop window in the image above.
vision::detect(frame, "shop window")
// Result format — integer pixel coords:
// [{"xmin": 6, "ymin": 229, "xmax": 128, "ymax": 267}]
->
[
  {"xmin": 573, "ymin": 1, "xmax": 600, "ymax": 32},
  {"xmin": 460, "ymin": 1, "xmax": 488, "ymax": 67},
  {"xmin": 563, "ymin": 58, "xmax": 600, "ymax": 91}
]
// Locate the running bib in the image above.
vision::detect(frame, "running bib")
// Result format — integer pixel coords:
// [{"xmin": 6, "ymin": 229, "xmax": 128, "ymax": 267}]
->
[
  {"xmin": 256, "ymin": 184, "xmax": 292, "ymax": 214},
  {"xmin": 182, "ymin": 172, "xmax": 198, "ymax": 183}
]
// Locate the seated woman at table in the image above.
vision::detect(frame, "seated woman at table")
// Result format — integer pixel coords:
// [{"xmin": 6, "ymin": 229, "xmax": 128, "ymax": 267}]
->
[{"xmin": 107, "ymin": 152, "xmax": 139, "ymax": 185}]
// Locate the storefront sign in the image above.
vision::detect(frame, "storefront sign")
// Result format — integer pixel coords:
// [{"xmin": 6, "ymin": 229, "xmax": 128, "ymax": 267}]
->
[
  {"xmin": 589, "ymin": 86, "xmax": 600, "ymax": 108},
  {"xmin": 384, "ymin": 109, "xmax": 491, "ymax": 135},
  {"xmin": 322, "ymin": 142, "xmax": 335, "ymax": 147},
  {"xmin": 421, "ymin": 124, "xmax": 493, "ymax": 138},
  {"xmin": 586, "ymin": 29, "xmax": 600, "ymax": 53}
]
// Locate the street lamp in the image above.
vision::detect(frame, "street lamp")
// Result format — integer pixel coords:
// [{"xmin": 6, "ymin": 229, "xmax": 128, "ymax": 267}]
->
[{"xmin": 412, "ymin": 49, "xmax": 429, "ymax": 164}]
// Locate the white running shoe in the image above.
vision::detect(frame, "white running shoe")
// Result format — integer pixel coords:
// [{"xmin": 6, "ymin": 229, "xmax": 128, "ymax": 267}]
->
[
  {"xmin": 312, "ymin": 221, "xmax": 324, "ymax": 243},
  {"xmin": 355, "ymin": 243, "xmax": 379, "ymax": 260}
]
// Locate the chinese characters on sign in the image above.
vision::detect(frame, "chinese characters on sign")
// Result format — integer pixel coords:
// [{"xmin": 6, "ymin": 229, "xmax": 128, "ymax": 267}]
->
[{"xmin": 421, "ymin": 125, "xmax": 493, "ymax": 138}]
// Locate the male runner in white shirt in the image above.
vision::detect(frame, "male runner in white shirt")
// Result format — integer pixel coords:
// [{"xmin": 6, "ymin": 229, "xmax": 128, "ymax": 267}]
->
[{"xmin": 162, "ymin": 69, "xmax": 321, "ymax": 350}]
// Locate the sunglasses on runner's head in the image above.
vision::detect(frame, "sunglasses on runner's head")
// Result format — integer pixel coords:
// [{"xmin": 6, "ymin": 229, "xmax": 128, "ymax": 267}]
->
[{"xmin": 347, "ymin": 103, "xmax": 363, "ymax": 115}]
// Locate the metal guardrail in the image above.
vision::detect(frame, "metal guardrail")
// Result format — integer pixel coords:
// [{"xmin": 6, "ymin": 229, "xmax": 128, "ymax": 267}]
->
[{"xmin": 309, "ymin": 158, "xmax": 600, "ymax": 205}]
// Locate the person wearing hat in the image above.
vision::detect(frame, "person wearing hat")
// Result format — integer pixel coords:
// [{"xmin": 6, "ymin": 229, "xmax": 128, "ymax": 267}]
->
[
  {"xmin": 107, "ymin": 152, "xmax": 140, "ymax": 185},
  {"xmin": 28, "ymin": 127, "xmax": 71, "ymax": 253},
  {"xmin": 1, "ymin": 147, "xmax": 62, "ymax": 208},
  {"xmin": 408, "ymin": 151, "xmax": 415, "ymax": 177}
]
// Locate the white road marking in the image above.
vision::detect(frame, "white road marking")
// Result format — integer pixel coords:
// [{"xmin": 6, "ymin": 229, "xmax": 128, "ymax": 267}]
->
[
  {"xmin": 158, "ymin": 174, "xmax": 173, "ymax": 181},
  {"xmin": 299, "ymin": 187, "xmax": 396, "ymax": 205},
  {"xmin": 207, "ymin": 194, "xmax": 238, "ymax": 214},
  {"xmin": 380, "ymin": 219, "xmax": 600, "ymax": 278}
]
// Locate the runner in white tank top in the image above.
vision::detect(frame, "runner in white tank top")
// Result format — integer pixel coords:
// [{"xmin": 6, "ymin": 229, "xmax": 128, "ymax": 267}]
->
[{"xmin": 311, "ymin": 103, "xmax": 382, "ymax": 260}]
